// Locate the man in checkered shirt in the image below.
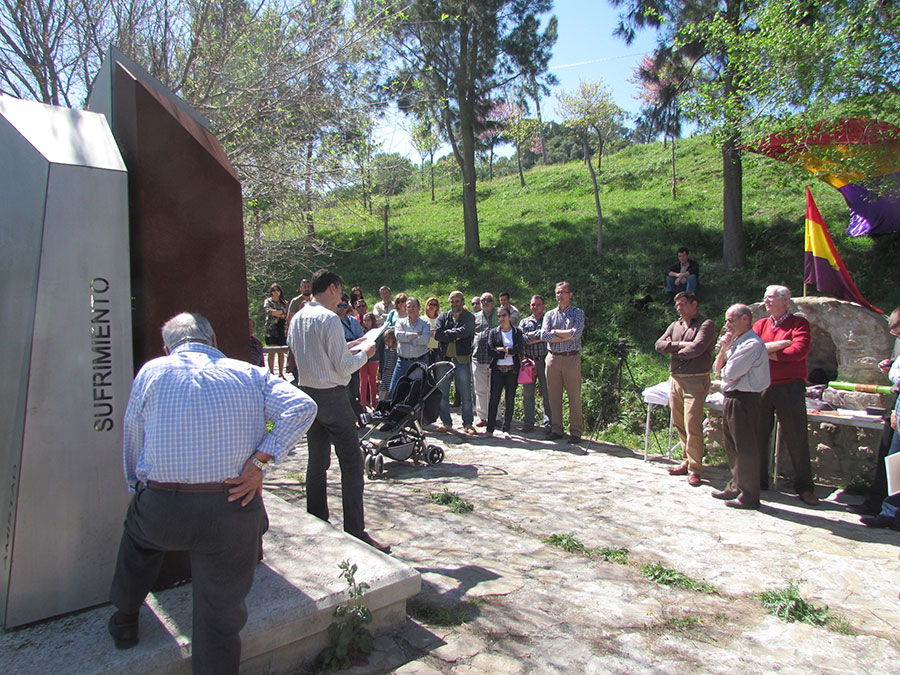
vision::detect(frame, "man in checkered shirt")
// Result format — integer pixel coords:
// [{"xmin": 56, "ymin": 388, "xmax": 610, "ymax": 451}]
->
[{"xmin": 107, "ymin": 313, "xmax": 316, "ymax": 673}]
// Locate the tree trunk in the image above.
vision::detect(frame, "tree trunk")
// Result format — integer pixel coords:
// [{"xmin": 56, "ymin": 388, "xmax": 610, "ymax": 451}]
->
[
  {"xmin": 535, "ymin": 95, "xmax": 547, "ymax": 164},
  {"xmin": 305, "ymin": 140, "xmax": 315, "ymax": 237},
  {"xmin": 489, "ymin": 144, "xmax": 494, "ymax": 181},
  {"xmin": 721, "ymin": 0, "xmax": 745, "ymax": 268},
  {"xmin": 583, "ymin": 136, "xmax": 603, "ymax": 255},
  {"xmin": 383, "ymin": 201, "xmax": 389, "ymax": 258},
  {"xmin": 670, "ymin": 136, "xmax": 677, "ymax": 201},
  {"xmin": 516, "ymin": 140, "xmax": 525, "ymax": 188},
  {"xmin": 429, "ymin": 149, "xmax": 435, "ymax": 202},
  {"xmin": 722, "ymin": 134, "xmax": 745, "ymax": 268}
]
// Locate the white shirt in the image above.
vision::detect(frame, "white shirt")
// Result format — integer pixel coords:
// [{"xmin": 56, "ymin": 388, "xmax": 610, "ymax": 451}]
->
[{"xmin": 289, "ymin": 300, "xmax": 367, "ymax": 388}]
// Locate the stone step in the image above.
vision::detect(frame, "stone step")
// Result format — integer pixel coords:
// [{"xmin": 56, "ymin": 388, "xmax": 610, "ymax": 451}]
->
[{"xmin": 1, "ymin": 492, "xmax": 420, "ymax": 674}]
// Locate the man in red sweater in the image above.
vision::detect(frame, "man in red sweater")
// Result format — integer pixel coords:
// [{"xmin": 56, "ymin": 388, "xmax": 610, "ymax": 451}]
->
[{"xmin": 754, "ymin": 285, "xmax": 819, "ymax": 506}]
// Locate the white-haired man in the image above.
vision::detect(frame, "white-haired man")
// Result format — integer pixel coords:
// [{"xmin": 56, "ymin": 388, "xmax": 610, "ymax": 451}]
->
[
  {"xmin": 108, "ymin": 313, "xmax": 317, "ymax": 672},
  {"xmin": 713, "ymin": 304, "xmax": 770, "ymax": 510},
  {"xmin": 754, "ymin": 285, "xmax": 819, "ymax": 506}
]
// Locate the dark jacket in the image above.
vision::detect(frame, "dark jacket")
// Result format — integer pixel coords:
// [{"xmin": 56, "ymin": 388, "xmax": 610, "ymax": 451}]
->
[
  {"xmin": 487, "ymin": 325, "xmax": 525, "ymax": 370},
  {"xmin": 434, "ymin": 309, "xmax": 476, "ymax": 358}
]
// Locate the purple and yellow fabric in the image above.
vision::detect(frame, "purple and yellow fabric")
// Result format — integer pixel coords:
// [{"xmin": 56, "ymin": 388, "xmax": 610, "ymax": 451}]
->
[{"xmin": 751, "ymin": 119, "xmax": 900, "ymax": 237}]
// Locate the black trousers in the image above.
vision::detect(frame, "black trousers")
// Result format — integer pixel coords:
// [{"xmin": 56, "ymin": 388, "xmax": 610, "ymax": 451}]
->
[
  {"xmin": 724, "ymin": 391, "xmax": 762, "ymax": 506},
  {"xmin": 758, "ymin": 380, "xmax": 815, "ymax": 493},
  {"xmin": 109, "ymin": 485, "xmax": 266, "ymax": 675},
  {"xmin": 301, "ymin": 385, "xmax": 365, "ymax": 537},
  {"xmin": 488, "ymin": 367, "xmax": 518, "ymax": 433}
]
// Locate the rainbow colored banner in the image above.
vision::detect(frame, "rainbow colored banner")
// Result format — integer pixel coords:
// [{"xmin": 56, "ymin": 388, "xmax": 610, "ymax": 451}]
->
[
  {"xmin": 749, "ymin": 119, "xmax": 900, "ymax": 236},
  {"xmin": 804, "ymin": 187, "xmax": 881, "ymax": 313}
]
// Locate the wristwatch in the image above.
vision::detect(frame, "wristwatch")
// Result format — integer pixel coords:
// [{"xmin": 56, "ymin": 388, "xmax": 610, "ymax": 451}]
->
[{"xmin": 250, "ymin": 455, "xmax": 268, "ymax": 472}]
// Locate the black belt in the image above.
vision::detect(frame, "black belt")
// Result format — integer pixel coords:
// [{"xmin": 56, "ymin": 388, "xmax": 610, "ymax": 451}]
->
[
  {"xmin": 399, "ymin": 355, "xmax": 426, "ymax": 362},
  {"xmin": 147, "ymin": 481, "xmax": 227, "ymax": 493},
  {"xmin": 724, "ymin": 390, "xmax": 760, "ymax": 399},
  {"xmin": 550, "ymin": 350, "xmax": 579, "ymax": 357}
]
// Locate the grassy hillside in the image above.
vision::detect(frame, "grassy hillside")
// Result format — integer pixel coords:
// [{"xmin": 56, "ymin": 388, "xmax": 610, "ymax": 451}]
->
[{"xmin": 253, "ymin": 135, "xmax": 900, "ymax": 446}]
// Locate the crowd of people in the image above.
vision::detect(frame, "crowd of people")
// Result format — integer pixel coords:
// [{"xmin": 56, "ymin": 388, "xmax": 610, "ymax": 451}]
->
[{"xmin": 107, "ymin": 253, "xmax": 899, "ymax": 669}]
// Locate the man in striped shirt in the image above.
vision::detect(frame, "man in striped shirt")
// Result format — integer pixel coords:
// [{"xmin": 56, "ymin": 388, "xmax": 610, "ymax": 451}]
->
[
  {"xmin": 108, "ymin": 313, "xmax": 317, "ymax": 672},
  {"xmin": 289, "ymin": 269, "xmax": 389, "ymax": 554}
]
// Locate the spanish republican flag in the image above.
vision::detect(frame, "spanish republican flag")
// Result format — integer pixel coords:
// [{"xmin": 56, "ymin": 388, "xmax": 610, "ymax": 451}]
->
[{"xmin": 804, "ymin": 187, "xmax": 882, "ymax": 313}]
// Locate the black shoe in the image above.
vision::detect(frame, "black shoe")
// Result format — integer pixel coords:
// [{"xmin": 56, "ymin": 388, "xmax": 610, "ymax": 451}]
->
[
  {"xmin": 545, "ymin": 431, "xmax": 564, "ymax": 441},
  {"xmin": 521, "ymin": 425, "xmax": 534, "ymax": 433},
  {"xmin": 108, "ymin": 611, "xmax": 139, "ymax": 650},
  {"xmin": 849, "ymin": 502, "xmax": 880, "ymax": 516},
  {"xmin": 567, "ymin": 435, "xmax": 582, "ymax": 445},
  {"xmin": 860, "ymin": 514, "xmax": 900, "ymax": 530},
  {"xmin": 359, "ymin": 531, "xmax": 392, "ymax": 554}
]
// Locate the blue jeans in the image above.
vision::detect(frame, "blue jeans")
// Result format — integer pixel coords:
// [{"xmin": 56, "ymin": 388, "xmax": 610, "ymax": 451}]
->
[
  {"xmin": 437, "ymin": 359, "xmax": 473, "ymax": 427},
  {"xmin": 666, "ymin": 274, "xmax": 697, "ymax": 294},
  {"xmin": 389, "ymin": 355, "xmax": 426, "ymax": 396},
  {"xmin": 879, "ymin": 429, "xmax": 900, "ymax": 520}
]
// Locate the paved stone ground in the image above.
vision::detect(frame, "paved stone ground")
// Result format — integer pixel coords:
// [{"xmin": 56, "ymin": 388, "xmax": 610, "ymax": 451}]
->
[{"xmin": 266, "ymin": 413, "xmax": 900, "ymax": 674}]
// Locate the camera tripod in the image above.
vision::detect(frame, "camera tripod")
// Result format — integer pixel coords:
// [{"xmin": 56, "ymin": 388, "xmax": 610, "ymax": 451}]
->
[{"xmin": 588, "ymin": 339, "xmax": 663, "ymax": 451}]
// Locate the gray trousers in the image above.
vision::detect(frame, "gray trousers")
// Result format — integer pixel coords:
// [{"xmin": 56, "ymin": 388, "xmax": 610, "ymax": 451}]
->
[
  {"xmin": 109, "ymin": 484, "xmax": 266, "ymax": 675},
  {"xmin": 301, "ymin": 385, "xmax": 365, "ymax": 537}
]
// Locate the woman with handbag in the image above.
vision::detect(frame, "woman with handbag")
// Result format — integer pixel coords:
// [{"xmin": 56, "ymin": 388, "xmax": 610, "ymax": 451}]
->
[{"xmin": 485, "ymin": 306, "xmax": 525, "ymax": 439}]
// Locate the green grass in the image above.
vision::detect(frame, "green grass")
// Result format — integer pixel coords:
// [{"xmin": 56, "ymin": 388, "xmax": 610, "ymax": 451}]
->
[
  {"xmin": 543, "ymin": 533, "xmax": 589, "ymax": 555},
  {"xmin": 251, "ymin": 134, "xmax": 900, "ymax": 451},
  {"xmin": 430, "ymin": 488, "xmax": 474, "ymax": 513},
  {"xmin": 640, "ymin": 561, "xmax": 717, "ymax": 594},
  {"xmin": 759, "ymin": 581, "xmax": 853, "ymax": 633},
  {"xmin": 543, "ymin": 534, "xmax": 629, "ymax": 564}
]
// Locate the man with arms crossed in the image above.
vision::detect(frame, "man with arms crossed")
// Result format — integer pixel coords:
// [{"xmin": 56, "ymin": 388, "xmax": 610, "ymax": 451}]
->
[
  {"xmin": 520, "ymin": 294, "xmax": 552, "ymax": 433},
  {"xmin": 655, "ymin": 291, "xmax": 716, "ymax": 486},
  {"xmin": 289, "ymin": 269, "xmax": 389, "ymax": 552},
  {"xmin": 434, "ymin": 290, "xmax": 477, "ymax": 434},
  {"xmin": 754, "ymin": 285, "xmax": 819, "ymax": 505},
  {"xmin": 713, "ymin": 304, "xmax": 770, "ymax": 510},
  {"xmin": 107, "ymin": 313, "xmax": 317, "ymax": 673},
  {"xmin": 541, "ymin": 281, "xmax": 585, "ymax": 444}
]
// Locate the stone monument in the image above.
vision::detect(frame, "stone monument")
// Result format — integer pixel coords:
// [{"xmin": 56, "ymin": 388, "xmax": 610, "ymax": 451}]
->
[{"xmin": 0, "ymin": 95, "xmax": 132, "ymax": 628}]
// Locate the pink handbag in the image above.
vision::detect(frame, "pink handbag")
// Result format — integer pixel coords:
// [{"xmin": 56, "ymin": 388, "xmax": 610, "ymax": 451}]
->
[{"xmin": 517, "ymin": 357, "xmax": 535, "ymax": 384}]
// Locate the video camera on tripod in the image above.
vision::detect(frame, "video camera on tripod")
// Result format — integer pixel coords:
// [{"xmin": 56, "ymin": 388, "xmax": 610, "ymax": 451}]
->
[{"xmin": 615, "ymin": 337, "xmax": 636, "ymax": 359}]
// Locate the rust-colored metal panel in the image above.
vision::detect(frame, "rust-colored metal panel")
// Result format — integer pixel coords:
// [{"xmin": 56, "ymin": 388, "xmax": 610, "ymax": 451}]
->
[{"xmin": 109, "ymin": 60, "xmax": 249, "ymax": 369}]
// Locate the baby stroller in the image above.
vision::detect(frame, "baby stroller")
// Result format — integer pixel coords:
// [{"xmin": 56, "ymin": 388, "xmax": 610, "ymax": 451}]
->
[{"xmin": 360, "ymin": 360, "xmax": 455, "ymax": 478}]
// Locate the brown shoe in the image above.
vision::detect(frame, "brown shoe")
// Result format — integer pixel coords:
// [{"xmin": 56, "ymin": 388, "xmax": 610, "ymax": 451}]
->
[
  {"xmin": 725, "ymin": 498, "xmax": 759, "ymax": 510},
  {"xmin": 799, "ymin": 490, "xmax": 820, "ymax": 506},
  {"xmin": 687, "ymin": 472, "xmax": 701, "ymax": 487},
  {"xmin": 475, "ymin": 419, "xmax": 487, "ymax": 427},
  {"xmin": 711, "ymin": 489, "xmax": 740, "ymax": 500},
  {"xmin": 667, "ymin": 463, "xmax": 688, "ymax": 476}
]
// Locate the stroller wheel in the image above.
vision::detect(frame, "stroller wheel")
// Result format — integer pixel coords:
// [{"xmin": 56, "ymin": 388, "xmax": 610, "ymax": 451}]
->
[
  {"xmin": 365, "ymin": 454, "xmax": 376, "ymax": 479},
  {"xmin": 375, "ymin": 454, "xmax": 384, "ymax": 476},
  {"xmin": 426, "ymin": 445, "xmax": 444, "ymax": 465}
]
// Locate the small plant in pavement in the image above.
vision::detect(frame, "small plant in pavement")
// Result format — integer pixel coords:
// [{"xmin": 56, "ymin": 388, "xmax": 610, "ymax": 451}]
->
[
  {"xmin": 640, "ymin": 561, "xmax": 717, "ymax": 593},
  {"xmin": 759, "ymin": 581, "xmax": 853, "ymax": 633},
  {"xmin": 430, "ymin": 488, "xmax": 474, "ymax": 513},
  {"xmin": 317, "ymin": 560, "xmax": 373, "ymax": 670}
]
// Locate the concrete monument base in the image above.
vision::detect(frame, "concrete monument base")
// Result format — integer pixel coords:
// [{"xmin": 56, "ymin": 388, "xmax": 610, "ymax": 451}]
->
[{"xmin": 0, "ymin": 493, "xmax": 420, "ymax": 674}]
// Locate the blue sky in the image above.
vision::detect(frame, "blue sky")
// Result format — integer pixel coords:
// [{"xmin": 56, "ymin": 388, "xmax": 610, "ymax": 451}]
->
[{"xmin": 375, "ymin": 0, "xmax": 659, "ymax": 158}]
